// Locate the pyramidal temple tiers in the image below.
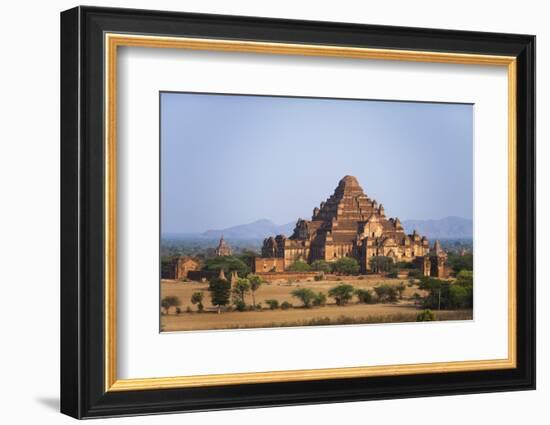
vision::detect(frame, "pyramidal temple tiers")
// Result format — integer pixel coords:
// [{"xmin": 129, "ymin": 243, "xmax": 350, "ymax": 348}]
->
[{"xmin": 256, "ymin": 176, "xmax": 446, "ymax": 276}]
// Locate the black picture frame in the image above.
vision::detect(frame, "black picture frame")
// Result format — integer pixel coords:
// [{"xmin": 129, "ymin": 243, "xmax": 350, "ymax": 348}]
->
[{"xmin": 61, "ymin": 5, "xmax": 535, "ymax": 419}]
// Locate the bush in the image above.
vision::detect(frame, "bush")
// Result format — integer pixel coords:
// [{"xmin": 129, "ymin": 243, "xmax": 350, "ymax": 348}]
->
[
  {"xmin": 265, "ymin": 299, "xmax": 279, "ymax": 310},
  {"xmin": 311, "ymin": 260, "xmax": 332, "ymax": 273},
  {"xmin": 287, "ymin": 260, "xmax": 311, "ymax": 272},
  {"xmin": 328, "ymin": 284, "xmax": 355, "ymax": 305},
  {"xmin": 373, "ymin": 284, "xmax": 399, "ymax": 303},
  {"xmin": 255, "ymin": 302, "xmax": 263, "ymax": 311},
  {"xmin": 186, "ymin": 306, "xmax": 192, "ymax": 313},
  {"xmin": 291, "ymin": 288, "xmax": 317, "ymax": 308},
  {"xmin": 355, "ymin": 288, "xmax": 373, "ymax": 304},
  {"xmin": 233, "ymin": 300, "xmax": 246, "ymax": 312},
  {"xmin": 417, "ymin": 309, "xmax": 436, "ymax": 321},
  {"xmin": 175, "ymin": 307, "xmax": 182, "ymax": 315},
  {"xmin": 314, "ymin": 273, "xmax": 325, "ymax": 281},
  {"xmin": 332, "ymin": 257, "xmax": 360, "ymax": 275},
  {"xmin": 387, "ymin": 270, "xmax": 399, "ymax": 278},
  {"xmin": 312, "ymin": 292, "xmax": 327, "ymax": 307},
  {"xmin": 281, "ymin": 301, "xmax": 292, "ymax": 310}
]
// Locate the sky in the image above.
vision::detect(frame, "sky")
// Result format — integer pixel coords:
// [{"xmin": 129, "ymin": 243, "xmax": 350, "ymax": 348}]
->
[{"xmin": 161, "ymin": 92, "xmax": 473, "ymax": 234}]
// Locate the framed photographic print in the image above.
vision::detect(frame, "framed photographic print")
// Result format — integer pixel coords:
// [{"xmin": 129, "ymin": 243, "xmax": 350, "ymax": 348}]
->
[{"xmin": 60, "ymin": 6, "xmax": 535, "ymax": 419}]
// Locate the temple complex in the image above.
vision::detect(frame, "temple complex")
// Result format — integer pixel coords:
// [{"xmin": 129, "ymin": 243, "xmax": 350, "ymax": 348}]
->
[
  {"xmin": 215, "ymin": 235, "xmax": 232, "ymax": 256},
  {"xmin": 260, "ymin": 176, "xmax": 446, "ymax": 276}
]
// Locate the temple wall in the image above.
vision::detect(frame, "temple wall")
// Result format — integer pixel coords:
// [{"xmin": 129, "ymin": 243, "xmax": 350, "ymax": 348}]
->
[{"xmin": 254, "ymin": 257, "xmax": 285, "ymax": 273}]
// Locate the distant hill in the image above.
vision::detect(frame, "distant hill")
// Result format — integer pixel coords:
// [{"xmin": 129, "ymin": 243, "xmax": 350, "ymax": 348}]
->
[
  {"xmin": 402, "ymin": 216, "xmax": 472, "ymax": 239},
  {"xmin": 201, "ymin": 219, "xmax": 294, "ymax": 240},
  {"xmin": 165, "ymin": 216, "xmax": 472, "ymax": 242}
]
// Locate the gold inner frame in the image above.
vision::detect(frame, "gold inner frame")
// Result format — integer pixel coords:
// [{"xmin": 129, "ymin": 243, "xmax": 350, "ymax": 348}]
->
[{"xmin": 104, "ymin": 33, "xmax": 517, "ymax": 392}]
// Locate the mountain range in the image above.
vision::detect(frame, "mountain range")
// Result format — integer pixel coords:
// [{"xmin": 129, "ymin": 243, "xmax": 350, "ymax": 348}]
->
[{"xmin": 178, "ymin": 216, "xmax": 472, "ymax": 241}]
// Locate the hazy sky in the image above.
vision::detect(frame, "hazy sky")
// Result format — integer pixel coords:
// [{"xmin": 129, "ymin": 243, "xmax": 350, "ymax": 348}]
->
[{"xmin": 161, "ymin": 92, "xmax": 473, "ymax": 234}]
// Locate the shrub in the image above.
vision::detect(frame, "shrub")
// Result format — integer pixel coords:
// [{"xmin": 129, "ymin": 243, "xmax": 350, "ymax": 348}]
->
[
  {"xmin": 186, "ymin": 306, "xmax": 192, "ymax": 313},
  {"xmin": 355, "ymin": 288, "xmax": 373, "ymax": 304},
  {"xmin": 281, "ymin": 301, "xmax": 292, "ymax": 310},
  {"xmin": 311, "ymin": 260, "xmax": 332, "ymax": 273},
  {"xmin": 255, "ymin": 302, "xmax": 263, "ymax": 311},
  {"xmin": 265, "ymin": 299, "xmax": 279, "ymax": 310},
  {"xmin": 291, "ymin": 288, "xmax": 317, "ymax": 308},
  {"xmin": 175, "ymin": 307, "xmax": 182, "ymax": 315},
  {"xmin": 373, "ymin": 284, "xmax": 399, "ymax": 303},
  {"xmin": 233, "ymin": 300, "xmax": 246, "ymax": 312},
  {"xmin": 312, "ymin": 292, "xmax": 327, "ymax": 307},
  {"xmin": 287, "ymin": 260, "xmax": 311, "ymax": 272},
  {"xmin": 332, "ymin": 257, "xmax": 360, "ymax": 275},
  {"xmin": 387, "ymin": 270, "xmax": 399, "ymax": 278},
  {"xmin": 328, "ymin": 284, "xmax": 355, "ymax": 305},
  {"xmin": 314, "ymin": 273, "xmax": 325, "ymax": 281},
  {"xmin": 417, "ymin": 309, "xmax": 436, "ymax": 321}
]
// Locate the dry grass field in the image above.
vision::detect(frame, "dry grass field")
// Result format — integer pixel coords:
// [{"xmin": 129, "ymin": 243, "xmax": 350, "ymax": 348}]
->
[{"xmin": 160, "ymin": 277, "xmax": 472, "ymax": 331}]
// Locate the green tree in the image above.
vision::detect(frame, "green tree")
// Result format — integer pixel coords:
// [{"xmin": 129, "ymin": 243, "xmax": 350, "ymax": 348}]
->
[
  {"xmin": 369, "ymin": 256, "xmax": 394, "ymax": 273},
  {"xmin": 161, "ymin": 296, "xmax": 181, "ymax": 315},
  {"xmin": 248, "ymin": 274, "xmax": 264, "ymax": 309},
  {"xmin": 287, "ymin": 260, "xmax": 311, "ymax": 272},
  {"xmin": 312, "ymin": 291, "xmax": 327, "ymax": 307},
  {"xmin": 291, "ymin": 288, "xmax": 317, "ymax": 308},
  {"xmin": 418, "ymin": 277, "xmax": 451, "ymax": 310},
  {"xmin": 373, "ymin": 284, "xmax": 399, "ymax": 303},
  {"xmin": 237, "ymin": 249, "xmax": 259, "ymax": 270},
  {"xmin": 311, "ymin": 259, "xmax": 331, "ymax": 273},
  {"xmin": 328, "ymin": 284, "xmax": 355, "ymax": 305},
  {"xmin": 455, "ymin": 270, "xmax": 473, "ymax": 286},
  {"xmin": 190, "ymin": 292, "xmax": 204, "ymax": 312},
  {"xmin": 208, "ymin": 278, "xmax": 231, "ymax": 313},
  {"xmin": 202, "ymin": 256, "xmax": 249, "ymax": 277},
  {"xmin": 355, "ymin": 288, "xmax": 373, "ymax": 304},
  {"xmin": 332, "ymin": 257, "xmax": 360, "ymax": 275},
  {"xmin": 233, "ymin": 278, "xmax": 251, "ymax": 304},
  {"xmin": 446, "ymin": 252, "xmax": 473, "ymax": 274}
]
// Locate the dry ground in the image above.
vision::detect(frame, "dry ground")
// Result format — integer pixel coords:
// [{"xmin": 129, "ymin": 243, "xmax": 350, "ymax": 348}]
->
[{"xmin": 160, "ymin": 278, "xmax": 472, "ymax": 331}]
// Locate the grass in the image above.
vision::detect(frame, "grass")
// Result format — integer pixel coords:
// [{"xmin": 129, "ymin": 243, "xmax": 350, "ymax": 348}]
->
[{"xmin": 220, "ymin": 310, "xmax": 473, "ymax": 329}]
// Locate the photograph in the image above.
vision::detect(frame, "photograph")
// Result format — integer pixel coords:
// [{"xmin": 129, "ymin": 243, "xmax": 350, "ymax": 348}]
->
[{"xmin": 160, "ymin": 92, "xmax": 474, "ymax": 332}]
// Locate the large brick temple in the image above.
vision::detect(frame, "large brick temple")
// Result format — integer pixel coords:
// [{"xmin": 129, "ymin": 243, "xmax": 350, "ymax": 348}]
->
[{"xmin": 258, "ymin": 175, "xmax": 446, "ymax": 276}]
